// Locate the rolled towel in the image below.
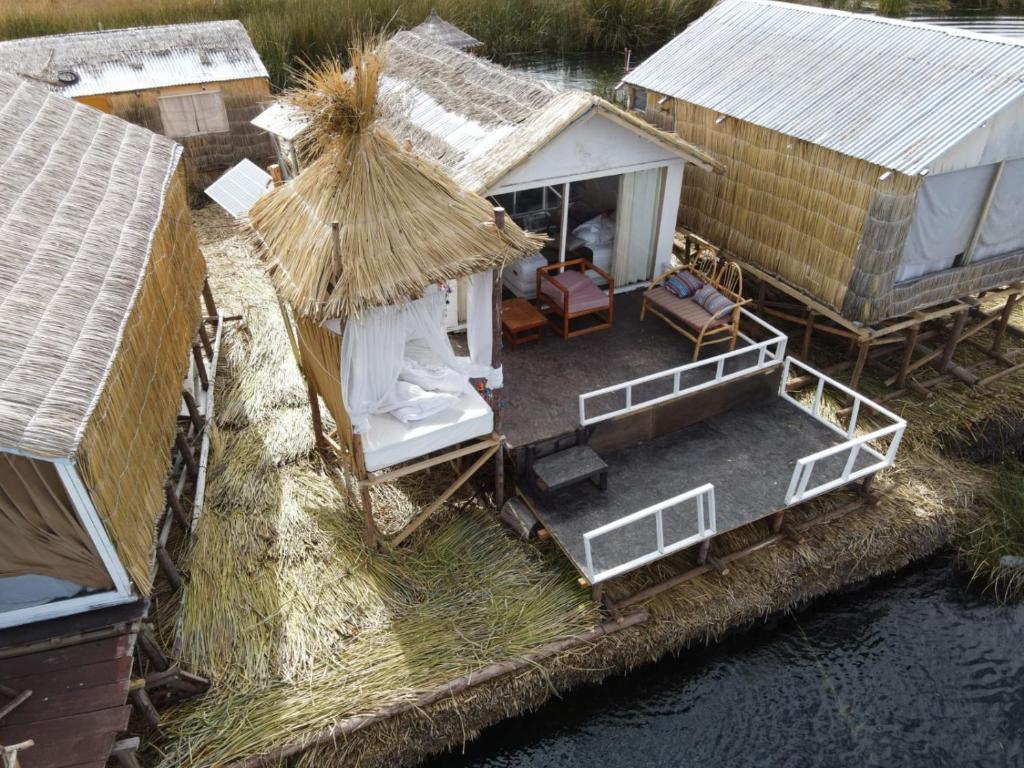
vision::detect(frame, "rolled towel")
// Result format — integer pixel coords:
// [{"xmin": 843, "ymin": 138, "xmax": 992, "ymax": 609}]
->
[
  {"xmin": 399, "ymin": 359, "xmax": 468, "ymax": 394},
  {"xmin": 386, "ymin": 381, "xmax": 460, "ymax": 423}
]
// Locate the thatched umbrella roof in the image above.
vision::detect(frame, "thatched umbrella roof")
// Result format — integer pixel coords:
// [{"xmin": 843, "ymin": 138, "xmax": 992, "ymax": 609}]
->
[{"xmin": 249, "ymin": 48, "xmax": 543, "ymax": 321}]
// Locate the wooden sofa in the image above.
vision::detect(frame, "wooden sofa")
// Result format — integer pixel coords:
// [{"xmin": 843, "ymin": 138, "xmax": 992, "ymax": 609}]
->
[{"xmin": 641, "ymin": 253, "xmax": 749, "ymax": 360}]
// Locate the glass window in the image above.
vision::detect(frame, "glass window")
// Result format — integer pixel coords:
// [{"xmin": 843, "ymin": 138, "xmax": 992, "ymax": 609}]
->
[{"xmin": 158, "ymin": 89, "xmax": 229, "ymax": 138}]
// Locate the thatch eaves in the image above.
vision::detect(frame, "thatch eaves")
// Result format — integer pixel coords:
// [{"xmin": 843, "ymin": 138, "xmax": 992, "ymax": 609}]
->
[{"xmin": 248, "ymin": 53, "xmax": 543, "ymax": 321}]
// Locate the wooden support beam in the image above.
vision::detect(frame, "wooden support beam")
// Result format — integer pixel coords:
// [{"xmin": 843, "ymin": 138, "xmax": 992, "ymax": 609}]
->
[
  {"xmin": 306, "ymin": 380, "xmax": 327, "ymax": 452},
  {"xmin": 390, "ymin": 444, "xmax": 499, "ymax": 547},
  {"xmin": 849, "ymin": 340, "xmax": 870, "ymax": 392},
  {"xmin": 895, "ymin": 323, "xmax": 921, "ymax": 389},
  {"xmin": 769, "ymin": 510, "xmax": 785, "ymax": 535},
  {"xmin": 0, "ymin": 687, "xmax": 31, "ymax": 721},
  {"xmin": 941, "ymin": 309, "xmax": 969, "ymax": 373},
  {"xmin": 156, "ymin": 546, "xmax": 182, "ymax": 591},
  {"xmin": 197, "ymin": 322, "xmax": 214, "ymax": 359},
  {"xmin": 362, "ymin": 438, "xmax": 500, "ymax": 486},
  {"xmin": 128, "ymin": 679, "xmax": 161, "ymax": 730},
  {"xmin": 202, "ymin": 279, "xmax": 217, "ymax": 317},
  {"xmin": 175, "ymin": 431, "xmax": 199, "ymax": 479},
  {"xmin": 165, "ymin": 482, "xmax": 191, "ymax": 531},
  {"xmin": 978, "ymin": 359, "xmax": 1024, "ymax": 388},
  {"xmin": 181, "ymin": 389, "xmax": 204, "ymax": 432},
  {"xmin": 137, "ymin": 624, "xmax": 170, "ymax": 672},
  {"xmin": 697, "ymin": 539, "xmax": 711, "ymax": 565},
  {"xmin": 191, "ymin": 342, "xmax": 209, "ymax": 390},
  {"xmin": 800, "ymin": 310, "xmax": 817, "ymax": 359},
  {"xmin": 112, "ymin": 737, "xmax": 142, "ymax": 768},
  {"xmin": 992, "ymin": 292, "xmax": 1020, "ymax": 355}
]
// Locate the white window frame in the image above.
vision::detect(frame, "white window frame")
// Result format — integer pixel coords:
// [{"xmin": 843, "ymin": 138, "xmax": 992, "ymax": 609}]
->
[
  {"xmin": 158, "ymin": 87, "xmax": 230, "ymax": 139},
  {"xmin": 0, "ymin": 456, "xmax": 135, "ymax": 629}
]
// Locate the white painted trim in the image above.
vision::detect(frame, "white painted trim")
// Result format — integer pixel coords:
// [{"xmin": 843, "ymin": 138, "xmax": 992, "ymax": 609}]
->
[
  {"xmin": 0, "ymin": 589, "xmax": 134, "ymax": 630},
  {"xmin": 655, "ymin": 161, "xmax": 685, "ymax": 263},
  {"xmin": 54, "ymin": 461, "xmax": 133, "ymax": 595},
  {"xmin": 487, "ymin": 158, "xmax": 680, "ymax": 196}
]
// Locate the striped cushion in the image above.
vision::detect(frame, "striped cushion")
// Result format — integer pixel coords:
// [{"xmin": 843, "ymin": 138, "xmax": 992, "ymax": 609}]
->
[
  {"xmin": 645, "ymin": 287, "xmax": 728, "ymax": 329},
  {"xmin": 694, "ymin": 285, "xmax": 735, "ymax": 317},
  {"xmin": 664, "ymin": 270, "xmax": 703, "ymax": 298}
]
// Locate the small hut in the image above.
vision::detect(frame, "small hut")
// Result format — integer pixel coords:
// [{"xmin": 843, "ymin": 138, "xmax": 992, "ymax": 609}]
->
[
  {"xmin": 249, "ymin": 53, "xmax": 541, "ymax": 546},
  {"xmin": 624, "ymin": 0, "xmax": 1024, "ymax": 325},
  {"xmin": 0, "ymin": 20, "xmax": 275, "ymax": 186},
  {"xmin": 410, "ymin": 9, "xmax": 482, "ymax": 52},
  {"xmin": 0, "ymin": 73, "xmax": 207, "ymax": 764}
]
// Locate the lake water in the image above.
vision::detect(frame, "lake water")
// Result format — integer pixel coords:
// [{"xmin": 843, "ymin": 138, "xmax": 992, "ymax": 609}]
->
[
  {"xmin": 435, "ymin": 18, "xmax": 1024, "ymax": 768},
  {"xmin": 427, "ymin": 556, "xmax": 1024, "ymax": 768}
]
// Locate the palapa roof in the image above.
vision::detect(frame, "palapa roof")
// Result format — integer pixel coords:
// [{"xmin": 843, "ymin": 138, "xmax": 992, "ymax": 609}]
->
[
  {"xmin": 0, "ymin": 73, "xmax": 182, "ymax": 459},
  {"xmin": 0, "ymin": 20, "xmax": 268, "ymax": 98},
  {"xmin": 253, "ymin": 31, "xmax": 722, "ymax": 193},
  {"xmin": 410, "ymin": 9, "xmax": 482, "ymax": 51},
  {"xmin": 248, "ymin": 52, "xmax": 543, "ymax": 321},
  {"xmin": 623, "ymin": 0, "xmax": 1024, "ymax": 175}
]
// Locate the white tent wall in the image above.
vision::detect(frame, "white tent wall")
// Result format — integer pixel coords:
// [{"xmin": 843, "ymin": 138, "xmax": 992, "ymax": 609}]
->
[
  {"xmin": 975, "ymin": 157, "xmax": 1024, "ymax": 261},
  {"xmin": 896, "ymin": 164, "xmax": 998, "ymax": 282},
  {"xmin": 931, "ymin": 95, "xmax": 1024, "ymax": 175}
]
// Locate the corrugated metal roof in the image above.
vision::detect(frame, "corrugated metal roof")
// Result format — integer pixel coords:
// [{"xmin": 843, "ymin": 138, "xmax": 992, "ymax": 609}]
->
[
  {"xmin": 623, "ymin": 0, "xmax": 1024, "ymax": 174},
  {"xmin": 0, "ymin": 20, "xmax": 267, "ymax": 98},
  {"xmin": 410, "ymin": 9, "xmax": 481, "ymax": 51}
]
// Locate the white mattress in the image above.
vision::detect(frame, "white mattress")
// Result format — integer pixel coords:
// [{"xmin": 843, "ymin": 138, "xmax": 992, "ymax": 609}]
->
[{"xmin": 361, "ymin": 387, "xmax": 494, "ymax": 472}]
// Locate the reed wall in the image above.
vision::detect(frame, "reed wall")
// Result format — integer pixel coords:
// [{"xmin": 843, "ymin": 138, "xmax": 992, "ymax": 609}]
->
[
  {"xmin": 295, "ymin": 317, "xmax": 353, "ymax": 449},
  {"xmin": 76, "ymin": 165, "xmax": 206, "ymax": 594},
  {"xmin": 92, "ymin": 77, "xmax": 275, "ymax": 190}
]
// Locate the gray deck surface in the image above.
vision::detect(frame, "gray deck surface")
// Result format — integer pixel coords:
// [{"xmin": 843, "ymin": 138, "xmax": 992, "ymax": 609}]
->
[
  {"xmin": 524, "ymin": 398, "xmax": 875, "ymax": 579},
  {"xmin": 502, "ymin": 289, "xmax": 761, "ymax": 448}
]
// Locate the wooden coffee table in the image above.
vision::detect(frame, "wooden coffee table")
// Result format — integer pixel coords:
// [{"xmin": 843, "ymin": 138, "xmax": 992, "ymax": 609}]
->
[{"xmin": 502, "ymin": 298, "xmax": 546, "ymax": 347}]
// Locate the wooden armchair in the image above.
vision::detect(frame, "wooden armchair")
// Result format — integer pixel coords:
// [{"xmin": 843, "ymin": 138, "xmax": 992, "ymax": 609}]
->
[
  {"xmin": 536, "ymin": 258, "xmax": 614, "ymax": 339},
  {"xmin": 641, "ymin": 257, "xmax": 749, "ymax": 360}
]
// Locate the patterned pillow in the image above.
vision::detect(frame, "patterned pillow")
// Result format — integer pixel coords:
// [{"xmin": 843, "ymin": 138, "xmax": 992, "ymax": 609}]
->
[
  {"xmin": 694, "ymin": 285, "xmax": 735, "ymax": 316},
  {"xmin": 664, "ymin": 270, "xmax": 703, "ymax": 298}
]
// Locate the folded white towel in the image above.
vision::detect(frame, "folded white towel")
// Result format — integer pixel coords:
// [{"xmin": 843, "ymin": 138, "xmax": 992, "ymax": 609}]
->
[{"xmin": 399, "ymin": 359, "xmax": 467, "ymax": 394}]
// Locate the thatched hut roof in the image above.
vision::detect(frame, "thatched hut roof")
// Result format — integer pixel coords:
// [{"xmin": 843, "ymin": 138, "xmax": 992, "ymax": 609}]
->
[
  {"xmin": 0, "ymin": 73, "xmax": 182, "ymax": 459},
  {"xmin": 410, "ymin": 9, "xmax": 481, "ymax": 51},
  {"xmin": 248, "ymin": 51, "xmax": 543, "ymax": 321},
  {"xmin": 0, "ymin": 20, "xmax": 267, "ymax": 98}
]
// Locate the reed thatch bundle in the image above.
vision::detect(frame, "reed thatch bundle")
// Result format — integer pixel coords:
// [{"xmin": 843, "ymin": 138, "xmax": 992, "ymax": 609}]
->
[{"xmin": 248, "ymin": 46, "xmax": 542, "ymax": 321}]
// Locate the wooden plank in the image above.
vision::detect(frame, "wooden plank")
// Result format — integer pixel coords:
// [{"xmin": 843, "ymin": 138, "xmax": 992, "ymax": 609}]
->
[
  {"xmin": 0, "ymin": 634, "xmax": 130, "ymax": 679},
  {"xmin": 2, "ymin": 656, "xmax": 133, "ymax": 698},
  {"xmin": 0, "ymin": 681, "xmax": 129, "ymax": 726},
  {"xmin": 0, "ymin": 705, "xmax": 129, "ymax": 768},
  {"xmin": 0, "ymin": 601, "xmax": 146, "ymax": 654}
]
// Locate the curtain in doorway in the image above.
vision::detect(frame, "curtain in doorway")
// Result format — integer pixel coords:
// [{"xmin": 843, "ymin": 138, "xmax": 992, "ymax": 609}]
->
[{"xmin": 612, "ymin": 168, "xmax": 663, "ymax": 286}]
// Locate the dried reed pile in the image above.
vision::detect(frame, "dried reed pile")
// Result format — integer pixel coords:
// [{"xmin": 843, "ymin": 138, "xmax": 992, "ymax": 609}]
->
[
  {"xmin": 150, "ymin": 205, "xmax": 595, "ymax": 767},
  {"xmin": 248, "ymin": 50, "xmax": 542, "ymax": 320}
]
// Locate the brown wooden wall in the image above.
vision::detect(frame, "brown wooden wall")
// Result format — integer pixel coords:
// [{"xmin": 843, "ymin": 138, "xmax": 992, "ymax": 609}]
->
[{"xmin": 84, "ymin": 77, "xmax": 276, "ymax": 190}]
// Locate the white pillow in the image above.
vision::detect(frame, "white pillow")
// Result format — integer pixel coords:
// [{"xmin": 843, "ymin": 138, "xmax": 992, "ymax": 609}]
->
[
  {"xmin": 399, "ymin": 359, "xmax": 467, "ymax": 394},
  {"xmin": 386, "ymin": 382, "xmax": 460, "ymax": 423}
]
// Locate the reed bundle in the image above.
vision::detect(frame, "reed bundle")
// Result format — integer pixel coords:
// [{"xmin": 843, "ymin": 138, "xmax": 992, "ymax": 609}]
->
[{"xmin": 248, "ymin": 47, "xmax": 542, "ymax": 321}]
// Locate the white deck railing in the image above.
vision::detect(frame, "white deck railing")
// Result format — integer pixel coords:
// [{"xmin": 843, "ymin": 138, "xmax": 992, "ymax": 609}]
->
[
  {"xmin": 578, "ymin": 308, "xmax": 788, "ymax": 426},
  {"xmin": 780, "ymin": 357, "xmax": 906, "ymax": 506},
  {"xmin": 583, "ymin": 483, "xmax": 716, "ymax": 584}
]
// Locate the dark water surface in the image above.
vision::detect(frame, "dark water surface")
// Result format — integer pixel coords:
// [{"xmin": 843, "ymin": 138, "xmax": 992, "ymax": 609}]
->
[{"xmin": 427, "ymin": 557, "xmax": 1024, "ymax": 768}]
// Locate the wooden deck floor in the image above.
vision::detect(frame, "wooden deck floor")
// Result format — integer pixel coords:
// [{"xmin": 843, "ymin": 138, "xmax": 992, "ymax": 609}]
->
[
  {"xmin": 521, "ymin": 397, "xmax": 874, "ymax": 580},
  {"xmin": 501, "ymin": 289, "xmax": 761, "ymax": 449}
]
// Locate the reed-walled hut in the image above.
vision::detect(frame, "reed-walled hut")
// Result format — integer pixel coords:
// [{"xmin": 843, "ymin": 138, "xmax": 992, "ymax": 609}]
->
[
  {"xmin": 0, "ymin": 20, "xmax": 274, "ymax": 188},
  {"xmin": 0, "ymin": 71, "xmax": 206, "ymax": 766},
  {"xmin": 624, "ymin": 0, "xmax": 1024, "ymax": 325},
  {"xmin": 249, "ymin": 54, "xmax": 541, "ymax": 545}
]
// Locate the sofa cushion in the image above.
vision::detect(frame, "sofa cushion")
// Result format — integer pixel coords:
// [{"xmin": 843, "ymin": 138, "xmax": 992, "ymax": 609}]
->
[
  {"xmin": 645, "ymin": 286, "xmax": 727, "ymax": 330},
  {"xmin": 541, "ymin": 270, "xmax": 609, "ymax": 314},
  {"xmin": 665, "ymin": 270, "xmax": 703, "ymax": 298},
  {"xmin": 694, "ymin": 285, "xmax": 735, "ymax": 317}
]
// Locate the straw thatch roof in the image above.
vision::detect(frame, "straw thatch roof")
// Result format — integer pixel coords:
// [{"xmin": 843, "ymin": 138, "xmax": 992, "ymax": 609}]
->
[
  {"xmin": 248, "ymin": 51, "xmax": 543, "ymax": 321},
  {"xmin": 410, "ymin": 9, "xmax": 482, "ymax": 51},
  {"xmin": 253, "ymin": 30, "xmax": 723, "ymax": 193},
  {"xmin": 0, "ymin": 20, "xmax": 267, "ymax": 98},
  {"xmin": 0, "ymin": 73, "xmax": 182, "ymax": 459}
]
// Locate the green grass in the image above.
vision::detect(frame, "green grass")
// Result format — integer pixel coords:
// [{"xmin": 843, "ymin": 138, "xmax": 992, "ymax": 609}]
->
[
  {"xmin": 0, "ymin": 0, "xmax": 714, "ymax": 88},
  {"xmin": 961, "ymin": 462, "xmax": 1024, "ymax": 602}
]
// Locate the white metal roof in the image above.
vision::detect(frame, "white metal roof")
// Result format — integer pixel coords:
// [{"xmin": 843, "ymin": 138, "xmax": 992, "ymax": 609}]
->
[
  {"xmin": 0, "ymin": 20, "xmax": 268, "ymax": 98},
  {"xmin": 623, "ymin": 0, "xmax": 1024, "ymax": 175},
  {"xmin": 205, "ymin": 159, "xmax": 272, "ymax": 217}
]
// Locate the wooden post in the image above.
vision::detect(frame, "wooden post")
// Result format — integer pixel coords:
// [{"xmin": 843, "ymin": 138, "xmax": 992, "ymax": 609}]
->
[
  {"xmin": 697, "ymin": 538, "xmax": 711, "ymax": 565},
  {"xmin": 849, "ymin": 339, "xmax": 870, "ymax": 391},
  {"xmin": 306, "ymin": 380, "xmax": 327, "ymax": 452},
  {"xmin": 137, "ymin": 624, "xmax": 170, "ymax": 671},
  {"xmin": 352, "ymin": 434, "xmax": 377, "ymax": 549},
  {"xmin": 112, "ymin": 737, "xmax": 142, "ymax": 768},
  {"xmin": 128, "ymin": 680, "xmax": 162, "ymax": 730},
  {"xmin": 165, "ymin": 483, "xmax": 191, "ymax": 531},
  {"xmin": 155, "ymin": 546, "xmax": 182, "ymax": 592},
  {"xmin": 201, "ymin": 278, "xmax": 217, "ymax": 317},
  {"xmin": 992, "ymin": 293, "xmax": 1019, "ymax": 355},
  {"xmin": 181, "ymin": 389, "xmax": 204, "ymax": 432},
  {"xmin": 801, "ymin": 310, "xmax": 817, "ymax": 360},
  {"xmin": 895, "ymin": 323, "xmax": 920, "ymax": 389},
  {"xmin": 755, "ymin": 280, "xmax": 767, "ymax": 315},
  {"xmin": 941, "ymin": 308, "xmax": 969, "ymax": 373},
  {"xmin": 191, "ymin": 343, "xmax": 209, "ymax": 390},
  {"xmin": 769, "ymin": 510, "xmax": 785, "ymax": 535},
  {"xmin": 492, "ymin": 207, "xmax": 506, "ymax": 510},
  {"xmin": 175, "ymin": 432, "xmax": 199, "ymax": 479},
  {"xmin": 197, "ymin": 322, "xmax": 214, "ymax": 359},
  {"xmin": 268, "ymin": 163, "xmax": 283, "ymax": 187}
]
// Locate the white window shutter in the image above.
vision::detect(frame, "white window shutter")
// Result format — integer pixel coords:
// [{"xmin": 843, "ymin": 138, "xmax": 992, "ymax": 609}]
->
[
  {"xmin": 192, "ymin": 91, "xmax": 229, "ymax": 134},
  {"xmin": 157, "ymin": 90, "xmax": 229, "ymax": 138}
]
